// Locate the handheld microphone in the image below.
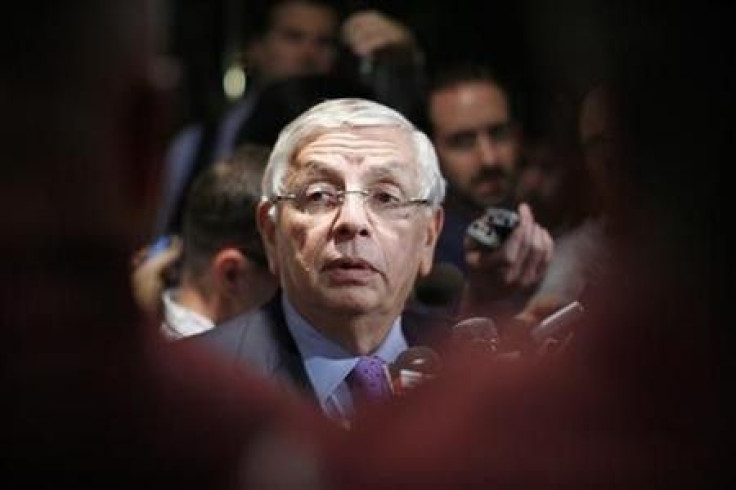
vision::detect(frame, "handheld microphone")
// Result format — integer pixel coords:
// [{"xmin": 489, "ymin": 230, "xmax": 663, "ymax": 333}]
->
[
  {"xmin": 387, "ymin": 346, "xmax": 441, "ymax": 395},
  {"xmin": 529, "ymin": 301, "xmax": 584, "ymax": 355},
  {"xmin": 449, "ymin": 301, "xmax": 585, "ymax": 359},
  {"xmin": 451, "ymin": 317, "xmax": 501, "ymax": 354}
]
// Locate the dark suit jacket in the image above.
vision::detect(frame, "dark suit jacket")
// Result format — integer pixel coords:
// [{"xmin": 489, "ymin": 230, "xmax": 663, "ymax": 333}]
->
[{"xmin": 192, "ymin": 292, "xmax": 451, "ymax": 401}]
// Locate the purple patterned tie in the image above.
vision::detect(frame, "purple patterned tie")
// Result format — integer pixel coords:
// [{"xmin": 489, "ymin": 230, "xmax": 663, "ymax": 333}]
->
[{"xmin": 348, "ymin": 356, "xmax": 392, "ymax": 402}]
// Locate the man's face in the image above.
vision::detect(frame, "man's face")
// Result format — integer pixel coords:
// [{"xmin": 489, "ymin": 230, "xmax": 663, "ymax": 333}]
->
[
  {"xmin": 429, "ymin": 81, "xmax": 519, "ymax": 208},
  {"xmin": 252, "ymin": 2, "xmax": 338, "ymax": 82},
  {"xmin": 260, "ymin": 127, "xmax": 442, "ymax": 322}
]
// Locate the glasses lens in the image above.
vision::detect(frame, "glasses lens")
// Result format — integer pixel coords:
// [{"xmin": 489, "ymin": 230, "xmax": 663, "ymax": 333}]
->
[
  {"xmin": 291, "ymin": 184, "xmax": 424, "ymax": 218},
  {"xmin": 298, "ymin": 184, "xmax": 339, "ymax": 214}
]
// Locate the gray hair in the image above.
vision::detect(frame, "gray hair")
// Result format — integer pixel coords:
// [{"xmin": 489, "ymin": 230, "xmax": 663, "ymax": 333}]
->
[{"xmin": 262, "ymin": 98, "xmax": 446, "ymax": 207}]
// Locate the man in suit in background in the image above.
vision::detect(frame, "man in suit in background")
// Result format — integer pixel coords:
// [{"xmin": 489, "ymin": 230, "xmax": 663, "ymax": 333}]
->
[
  {"xmin": 132, "ymin": 144, "xmax": 278, "ymax": 339},
  {"xmin": 195, "ymin": 97, "xmax": 446, "ymax": 421}
]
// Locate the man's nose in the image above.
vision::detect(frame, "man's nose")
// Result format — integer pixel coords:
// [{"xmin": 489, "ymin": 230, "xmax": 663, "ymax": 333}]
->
[
  {"xmin": 299, "ymin": 39, "xmax": 324, "ymax": 67},
  {"xmin": 332, "ymin": 192, "xmax": 371, "ymax": 239},
  {"xmin": 476, "ymin": 133, "xmax": 501, "ymax": 167}
]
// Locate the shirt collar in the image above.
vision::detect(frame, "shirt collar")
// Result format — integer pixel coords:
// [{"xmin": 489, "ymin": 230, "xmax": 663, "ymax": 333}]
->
[
  {"xmin": 161, "ymin": 288, "xmax": 215, "ymax": 340},
  {"xmin": 281, "ymin": 295, "xmax": 407, "ymax": 406}
]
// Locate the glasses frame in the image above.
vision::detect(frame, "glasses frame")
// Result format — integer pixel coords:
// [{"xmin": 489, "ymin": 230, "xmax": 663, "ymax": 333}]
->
[{"xmin": 271, "ymin": 186, "xmax": 431, "ymax": 219}]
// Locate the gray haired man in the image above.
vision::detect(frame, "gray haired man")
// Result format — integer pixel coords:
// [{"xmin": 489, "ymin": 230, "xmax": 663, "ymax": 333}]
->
[{"xmin": 196, "ymin": 98, "xmax": 446, "ymax": 420}]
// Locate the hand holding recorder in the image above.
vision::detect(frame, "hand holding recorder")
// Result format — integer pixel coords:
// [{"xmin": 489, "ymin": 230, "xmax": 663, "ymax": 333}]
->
[{"xmin": 465, "ymin": 203, "xmax": 554, "ymax": 292}]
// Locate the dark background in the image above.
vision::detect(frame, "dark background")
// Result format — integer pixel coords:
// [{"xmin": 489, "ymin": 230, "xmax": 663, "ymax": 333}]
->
[{"xmin": 164, "ymin": 0, "xmax": 624, "ymax": 135}]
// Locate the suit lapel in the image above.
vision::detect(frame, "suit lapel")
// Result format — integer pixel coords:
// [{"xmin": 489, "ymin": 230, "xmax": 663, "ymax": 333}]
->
[{"xmin": 263, "ymin": 295, "xmax": 315, "ymax": 397}]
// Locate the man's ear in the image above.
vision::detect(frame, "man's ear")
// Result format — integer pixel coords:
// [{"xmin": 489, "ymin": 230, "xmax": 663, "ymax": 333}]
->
[
  {"xmin": 213, "ymin": 248, "xmax": 247, "ymax": 292},
  {"xmin": 418, "ymin": 207, "xmax": 444, "ymax": 277},
  {"xmin": 256, "ymin": 200, "xmax": 280, "ymax": 276}
]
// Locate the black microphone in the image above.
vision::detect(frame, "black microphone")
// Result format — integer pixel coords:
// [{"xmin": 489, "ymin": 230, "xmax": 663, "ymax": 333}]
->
[
  {"xmin": 451, "ymin": 317, "xmax": 501, "ymax": 354},
  {"xmin": 450, "ymin": 302, "xmax": 584, "ymax": 359},
  {"xmin": 387, "ymin": 346, "xmax": 441, "ymax": 395},
  {"xmin": 413, "ymin": 262, "xmax": 465, "ymax": 308}
]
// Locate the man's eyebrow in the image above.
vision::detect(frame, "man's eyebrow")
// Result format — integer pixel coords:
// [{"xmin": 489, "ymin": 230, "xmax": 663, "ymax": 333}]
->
[
  {"xmin": 293, "ymin": 159, "xmax": 412, "ymax": 182},
  {"xmin": 363, "ymin": 163, "xmax": 409, "ymax": 181},
  {"xmin": 300, "ymin": 160, "xmax": 339, "ymax": 174},
  {"xmin": 445, "ymin": 121, "xmax": 511, "ymax": 139},
  {"xmin": 444, "ymin": 129, "xmax": 476, "ymax": 141},
  {"xmin": 287, "ymin": 160, "xmax": 341, "ymax": 185}
]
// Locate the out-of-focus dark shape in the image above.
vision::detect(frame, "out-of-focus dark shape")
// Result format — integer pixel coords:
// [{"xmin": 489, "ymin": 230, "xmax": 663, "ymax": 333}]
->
[
  {"xmin": 451, "ymin": 317, "xmax": 500, "ymax": 354},
  {"xmin": 413, "ymin": 261, "xmax": 465, "ymax": 308},
  {"xmin": 388, "ymin": 346, "xmax": 442, "ymax": 395}
]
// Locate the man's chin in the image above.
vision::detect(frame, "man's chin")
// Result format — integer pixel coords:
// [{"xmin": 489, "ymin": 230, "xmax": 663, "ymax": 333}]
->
[
  {"xmin": 466, "ymin": 181, "xmax": 507, "ymax": 208},
  {"xmin": 318, "ymin": 287, "xmax": 383, "ymax": 315},
  {"xmin": 472, "ymin": 192, "xmax": 507, "ymax": 209}
]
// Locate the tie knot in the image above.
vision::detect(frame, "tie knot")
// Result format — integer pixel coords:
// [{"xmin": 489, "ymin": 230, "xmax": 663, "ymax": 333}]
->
[{"xmin": 348, "ymin": 356, "xmax": 392, "ymax": 402}]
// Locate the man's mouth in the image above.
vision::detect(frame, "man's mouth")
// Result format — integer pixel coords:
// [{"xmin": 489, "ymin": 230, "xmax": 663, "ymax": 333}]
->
[
  {"xmin": 474, "ymin": 174, "xmax": 506, "ymax": 187},
  {"xmin": 320, "ymin": 258, "xmax": 379, "ymax": 283},
  {"xmin": 322, "ymin": 257, "xmax": 376, "ymax": 272}
]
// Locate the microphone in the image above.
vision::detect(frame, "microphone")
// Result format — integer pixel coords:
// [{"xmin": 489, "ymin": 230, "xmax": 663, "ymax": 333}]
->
[
  {"xmin": 386, "ymin": 302, "xmax": 585, "ymax": 397},
  {"xmin": 413, "ymin": 262, "xmax": 465, "ymax": 308},
  {"xmin": 529, "ymin": 301, "xmax": 584, "ymax": 355},
  {"xmin": 387, "ymin": 346, "xmax": 441, "ymax": 396},
  {"xmin": 449, "ymin": 301, "xmax": 585, "ymax": 359},
  {"xmin": 451, "ymin": 317, "xmax": 501, "ymax": 354}
]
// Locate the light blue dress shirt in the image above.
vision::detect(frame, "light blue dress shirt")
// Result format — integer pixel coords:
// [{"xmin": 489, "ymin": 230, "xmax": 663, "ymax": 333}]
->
[{"xmin": 282, "ymin": 296, "xmax": 407, "ymax": 420}]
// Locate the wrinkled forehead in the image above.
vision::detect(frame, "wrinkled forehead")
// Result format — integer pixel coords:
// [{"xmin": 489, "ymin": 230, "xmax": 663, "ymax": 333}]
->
[
  {"xmin": 286, "ymin": 126, "xmax": 418, "ymax": 183},
  {"xmin": 429, "ymin": 81, "xmax": 510, "ymax": 134}
]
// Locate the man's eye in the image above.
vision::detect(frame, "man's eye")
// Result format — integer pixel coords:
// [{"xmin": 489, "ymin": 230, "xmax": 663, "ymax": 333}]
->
[
  {"xmin": 370, "ymin": 190, "xmax": 402, "ymax": 207},
  {"xmin": 447, "ymin": 133, "xmax": 476, "ymax": 150},
  {"xmin": 304, "ymin": 189, "xmax": 336, "ymax": 203},
  {"xmin": 280, "ymin": 28, "xmax": 306, "ymax": 44},
  {"xmin": 315, "ymin": 35, "xmax": 336, "ymax": 48},
  {"xmin": 488, "ymin": 123, "xmax": 511, "ymax": 140}
]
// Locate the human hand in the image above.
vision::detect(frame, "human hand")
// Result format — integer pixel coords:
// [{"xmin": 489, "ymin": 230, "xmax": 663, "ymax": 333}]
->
[
  {"xmin": 341, "ymin": 10, "xmax": 415, "ymax": 57},
  {"xmin": 514, "ymin": 292, "xmax": 570, "ymax": 325},
  {"xmin": 130, "ymin": 236, "xmax": 182, "ymax": 318},
  {"xmin": 465, "ymin": 203, "xmax": 554, "ymax": 293}
]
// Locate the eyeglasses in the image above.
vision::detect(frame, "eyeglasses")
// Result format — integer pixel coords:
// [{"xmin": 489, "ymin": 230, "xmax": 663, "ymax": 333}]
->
[{"xmin": 271, "ymin": 183, "xmax": 430, "ymax": 219}]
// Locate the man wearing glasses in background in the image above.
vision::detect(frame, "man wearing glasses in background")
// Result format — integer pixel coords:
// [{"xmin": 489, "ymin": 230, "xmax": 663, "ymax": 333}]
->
[{"xmin": 194, "ymin": 98, "xmax": 446, "ymax": 421}]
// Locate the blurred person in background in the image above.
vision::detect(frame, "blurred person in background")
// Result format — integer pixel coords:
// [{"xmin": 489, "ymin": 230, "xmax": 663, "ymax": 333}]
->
[
  {"xmin": 132, "ymin": 144, "xmax": 278, "ymax": 339},
  {"xmin": 424, "ymin": 63, "xmax": 554, "ymax": 324},
  {"xmin": 156, "ymin": 0, "xmax": 424, "ymax": 237}
]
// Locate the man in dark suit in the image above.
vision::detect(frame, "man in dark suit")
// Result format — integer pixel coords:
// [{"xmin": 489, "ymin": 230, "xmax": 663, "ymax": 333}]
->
[{"xmin": 195, "ymin": 98, "xmax": 447, "ymax": 420}]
